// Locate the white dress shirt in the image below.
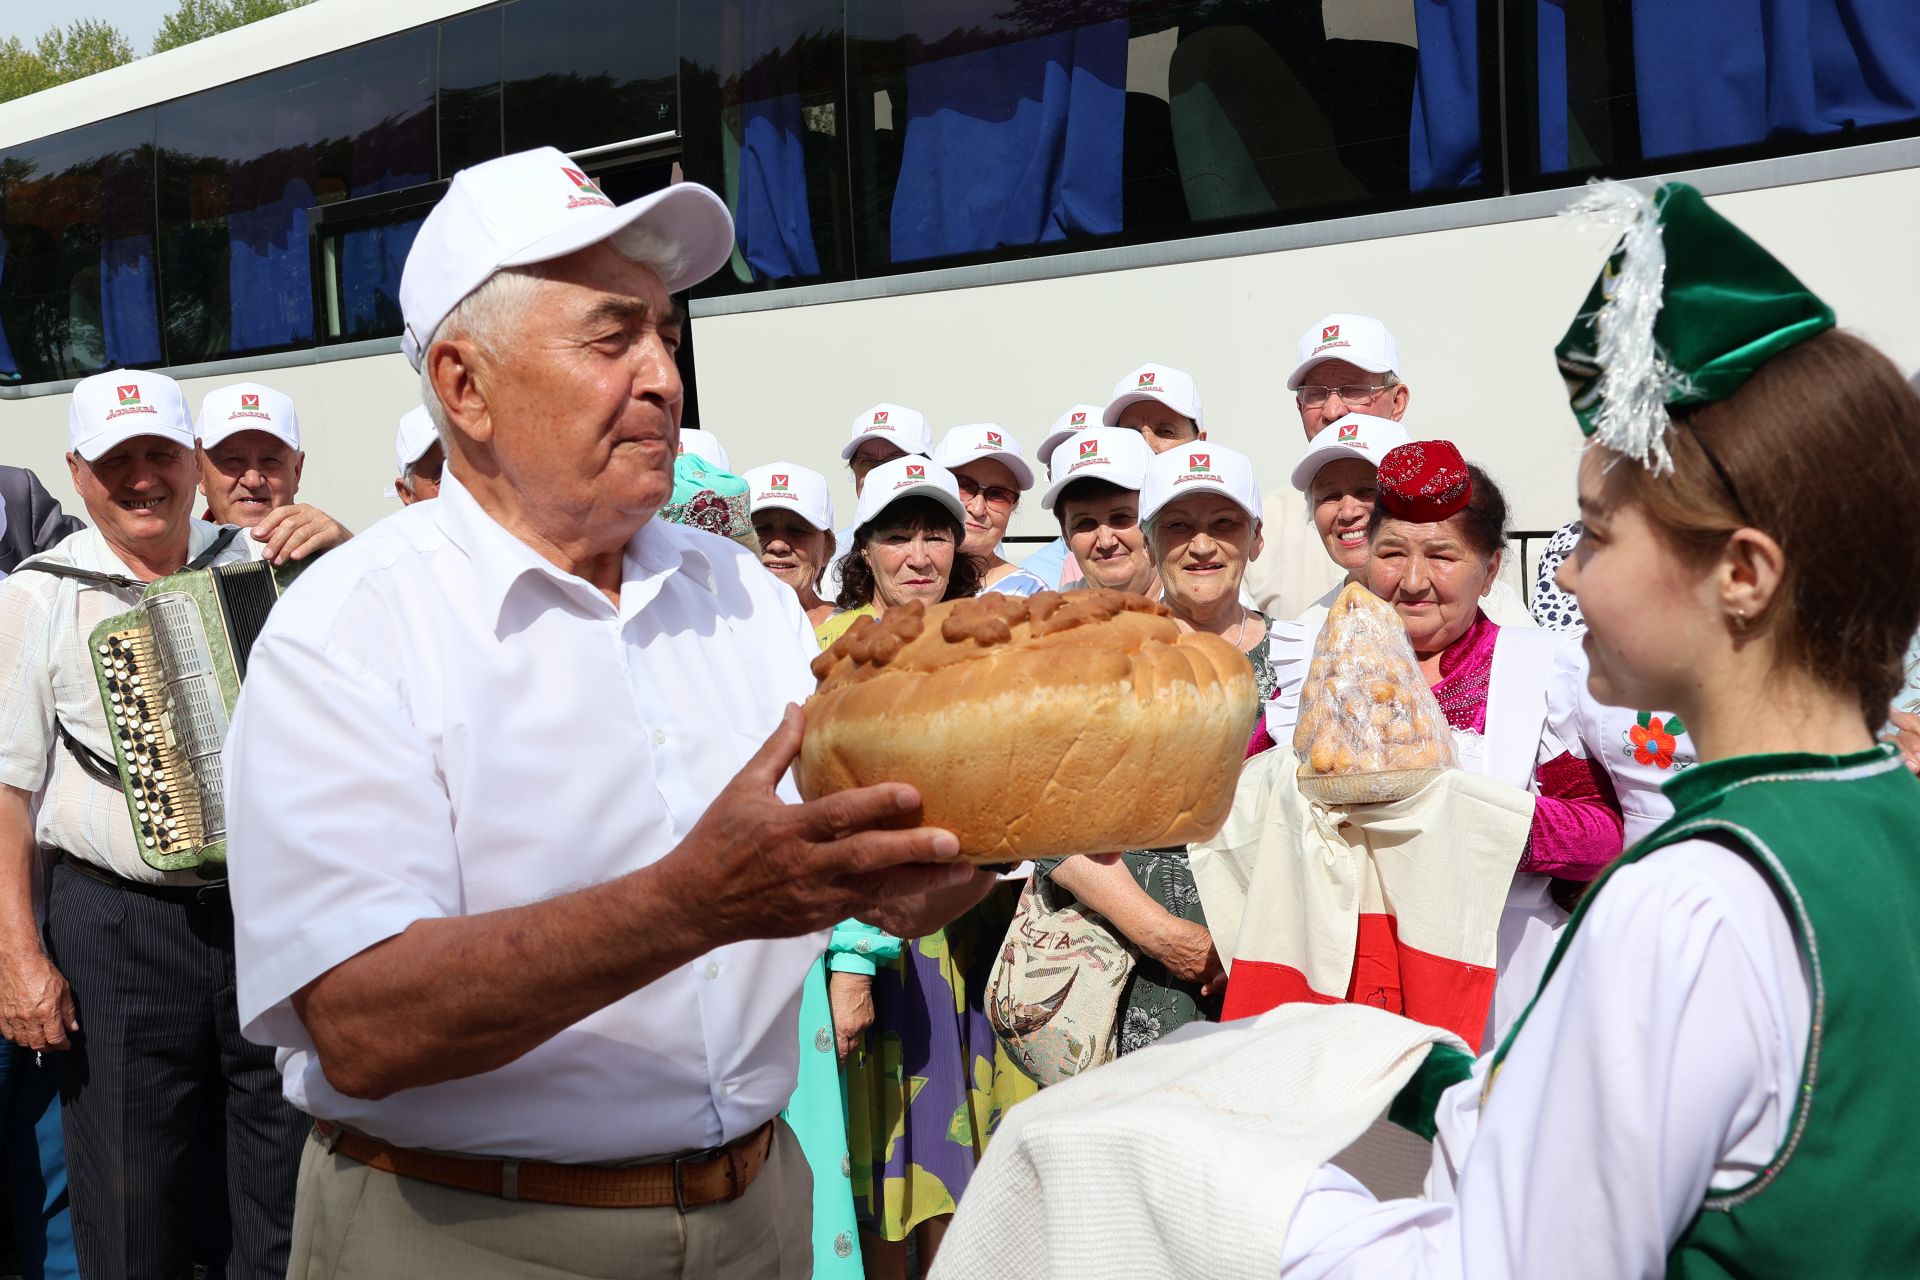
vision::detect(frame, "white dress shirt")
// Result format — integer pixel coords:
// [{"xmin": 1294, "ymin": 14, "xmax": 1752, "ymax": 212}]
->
[
  {"xmin": 0, "ymin": 522, "xmax": 260, "ymax": 886},
  {"xmin": 226, "ymin": 471, "xmax": 824, "ymax": 1163},
  {"xmin": 1280, "ymin": 837, "xmax": 1811, "ymax": 1278}
]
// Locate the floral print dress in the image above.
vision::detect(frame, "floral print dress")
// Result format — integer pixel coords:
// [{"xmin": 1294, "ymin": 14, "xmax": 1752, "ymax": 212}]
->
[{"xmin": 1036, "ymin": 615, "xmax": 1279, "ymax": 1056}]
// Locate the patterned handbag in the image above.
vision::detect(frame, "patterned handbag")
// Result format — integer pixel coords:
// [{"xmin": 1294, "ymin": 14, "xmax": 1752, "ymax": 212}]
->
[{"xmin": 986, "ymin": 873, "xmax": 1137, "ymax": 1086}]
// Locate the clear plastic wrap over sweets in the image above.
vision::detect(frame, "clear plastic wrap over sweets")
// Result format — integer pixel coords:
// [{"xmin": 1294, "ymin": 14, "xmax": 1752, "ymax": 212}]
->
[{"xmin": 1291, "ymin": 583, "xmax": 1457, "ymax": 804}]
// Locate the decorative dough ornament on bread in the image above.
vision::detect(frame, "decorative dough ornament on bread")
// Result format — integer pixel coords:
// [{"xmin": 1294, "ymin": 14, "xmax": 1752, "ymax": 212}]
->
[
  {"xmin": 798, "ymin": 590, "xmax": 1257, "ymax": 862},
  {"xmin": 1292, "ymin": 583, "xmax": 1456, "ymax": 804}
]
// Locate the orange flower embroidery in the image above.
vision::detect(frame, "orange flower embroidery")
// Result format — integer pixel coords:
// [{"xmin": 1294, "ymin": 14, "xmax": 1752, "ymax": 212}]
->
[{"xmin": 1630, "ymin": 716, "xmax": 1679, "ymax": 769}]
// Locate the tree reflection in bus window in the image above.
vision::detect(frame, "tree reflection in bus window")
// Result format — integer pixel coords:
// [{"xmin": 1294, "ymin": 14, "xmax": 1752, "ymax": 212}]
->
[
  {"xmin": 503, "ymin": 0, "xmax": 676, "ymax": 155},
  {"xmin": 681, "ymin": 0, "xmax": 853, "ymax": 292},
  {"xmin": 844, "ymin": 0, "xmax": 1475, "ymax": 272},
  {"xmin": 0, "ymin": 112, "xmax": 162, "ymax": 385},
  {"xmin": 154, "ymin": 28, "xmax": 433, "ymax": 363},
  {"xmin": 440, "ymin": 5, "xmax": 505, "ymax": 178}
]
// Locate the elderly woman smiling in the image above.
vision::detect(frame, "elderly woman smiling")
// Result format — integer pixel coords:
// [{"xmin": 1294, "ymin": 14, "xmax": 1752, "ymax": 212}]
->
[
  {"xmin": 932, "ymin": 423, "xmax": 1042, "ymax": 595},
  {"xmin": 743, "ymin": 462, "xmax": 838, "ymax": 627},
  {"xmin": 1033, "ymin": 426, "xmax": 1159, "ymax": 599}
]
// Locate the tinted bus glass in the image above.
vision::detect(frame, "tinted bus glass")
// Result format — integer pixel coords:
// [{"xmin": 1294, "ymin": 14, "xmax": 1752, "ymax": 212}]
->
[
  {"xmin": 0, "ymin": 112, "xmax": 161, "ymax": 385},
  {"xmin": 846, "ymin": 0, "xmax": 1484, "ymax": 272},
  {"xmin": 440, "ymin": 6, "xmax": 505, "ymax": 177},
  {"xmin": 1528, "ymin": 0, "xmax": 1920, "ymax": 177},
  {"xmin": 681, "ymin": 0, "xmax": 852, "ymax": 291},
  {"xmin": 502, "ymin": 0, "xmax": 676, "ymax": 153},
  {"xmin": 156, "ymin": 29, "xmax": 434, "ymax": 362}
]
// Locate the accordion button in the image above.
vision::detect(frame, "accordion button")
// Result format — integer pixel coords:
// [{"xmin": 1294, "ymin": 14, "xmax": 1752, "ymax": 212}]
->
[
  {"xmin": 97, "ymin": 643, "xmax": 109, "ymax": 655},
  {"xmin": 144, "ymin": 836, "xmax": 155, "ymax": 847}
]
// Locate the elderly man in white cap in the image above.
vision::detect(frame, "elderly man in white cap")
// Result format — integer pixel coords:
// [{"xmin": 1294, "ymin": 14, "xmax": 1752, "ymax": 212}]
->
[
  {"xmin": 223, "ymin": 150, "xmax": 993, "ymax": 1279},
  {"xmin": 393, "ymin": 405, "xmax": 443, "ymax": 505},
  {"xmin": 194, "ymin": 381, "xmax": 351, "ymax": 561},
  {"xmin": 0, "ymin": 368, "xmax": 347, "ymax": 1280},
  {"xmin": 1244, "ymin": 313, "xmax": 1409, "ymax": 618}
]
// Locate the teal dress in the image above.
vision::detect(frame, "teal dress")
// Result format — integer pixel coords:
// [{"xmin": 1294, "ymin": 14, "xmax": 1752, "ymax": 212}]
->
[{"xmin": 783, "ymin": 921, "xmax": 899, "ymax": 1275}]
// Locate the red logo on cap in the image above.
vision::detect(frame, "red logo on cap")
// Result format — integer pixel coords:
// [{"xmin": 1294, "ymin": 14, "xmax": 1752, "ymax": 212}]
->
[
  {"xmin": 1070, "ymin": 411, "xmax": 1086, "ymax": 426},
  {"xmin": 675, "ymin": 441, "xmax": 686, "ymax": 454},
  {"xmin": 1079, "ymin": 439, "xmax": 1099, "ymax": 458},
  {"xmin": 1190, "ymin": 453, "xmax": 1211, "ymax": 472},
  {"xmin": 770, "ymin": 474, "xmax": 789, "ymax": 490},
  {"xmin": 985, "ymin": 431, "xmax": 1003, "ymax": 447},
  {"xmin": 1338, "ymin": 423, "xmax": 1359, "ymax": 441},
  {"xmin": 1322, "ymin": 324, "xmax": 1340, "ymax": 342},
  {"xmin": 562, "ymin": 167, "xmax": 599, "ymax": 195},
  {"xmin": 905, "ymin": 464, "xmax": 925, "ymax": 480},
  {"xmin": 872, "ymin": 411, "xmax": 889, "ymax": 426},
  {"xmin": 116, "ymin": 385, "xmax": 140, "ymax": 406},
  {"xmin": 1138, "ymin": 372, "xmax": 1156, "ymax": 387},
  {"xmin": 239, "ymin": 393, "xmax": 260, "ymax": 410}
]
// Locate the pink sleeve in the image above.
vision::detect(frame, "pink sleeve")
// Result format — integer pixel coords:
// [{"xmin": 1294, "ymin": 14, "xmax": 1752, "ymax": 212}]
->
[
  {"xmin": 1523, "ymin": 751, "xmax": 1624, "ymax": 880},
  {"xmin": 1247, "ymin": 717, "xmax": 1276, "ymax": 758}
]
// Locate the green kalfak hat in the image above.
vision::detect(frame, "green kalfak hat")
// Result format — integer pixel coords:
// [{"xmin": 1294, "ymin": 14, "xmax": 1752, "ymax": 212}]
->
[
  {"xmin": 660, "ymin": 453, "xmax": 759, "ymax": 552},
  {"xmin": 1556, "ymin": 182, "xmax": 1835, "ymax": 472}
]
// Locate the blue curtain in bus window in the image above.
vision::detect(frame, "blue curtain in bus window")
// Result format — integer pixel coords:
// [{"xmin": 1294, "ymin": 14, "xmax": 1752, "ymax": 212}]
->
[
  {"xmin": 1409, "ymin": 0, "xmax": 1481, "ymax": 190},
  {"xmin": 99, "ymin": 238, "xmax": 162, "ymax": 367},
  {"xmin": 1631, "ymin": 0, "xmax": 1920, "ymax": 158},
  {"xmin": 336, "ymin": 218, "xmax": 423, "ymax": 338},
  {"xmin": 889, "ymin": 19, "xmax": 1126, "ymax": 264},
  {"xmin": 228, "ymin": 178, "xmax": 316, "ymax": 351},
  {"xmin": 1536, "ymin": 0, "xmax": 1570, "ymax": 172},
  {"xmin": 736, "ymin": 93, "xmax": 821, "ymax": 280}
]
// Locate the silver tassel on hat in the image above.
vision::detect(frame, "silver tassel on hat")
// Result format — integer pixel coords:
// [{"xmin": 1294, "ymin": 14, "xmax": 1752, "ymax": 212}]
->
[{"xmin": 1561, "ymin": 181, "xmax": 1691, "ymax": 474}]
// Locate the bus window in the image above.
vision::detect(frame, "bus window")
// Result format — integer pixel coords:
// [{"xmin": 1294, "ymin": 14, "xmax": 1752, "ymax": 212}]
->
[
  {"xmin": 154, "ymin": 27, "xmax": 434, "ymax": 363},
  {"xmin": 502, "ymin": 0, "xmax": 676, "ymax": 155},
  {"xmin": 0, "ymin": 112, "xmax": 161, "ymax": 386},
  {"xmin": 681, "ymin": 0, "xmax": 852, "ymax": 290},
  {"xmin": 440, "ymin": 6, "xmax": 505, "ymax": 178},
  {"xmin": 844, "ymin": 0, "xmax": 1476, "ymax": 272}
]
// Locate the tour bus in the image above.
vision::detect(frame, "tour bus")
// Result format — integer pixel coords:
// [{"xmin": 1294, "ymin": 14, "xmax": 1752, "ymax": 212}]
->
[{"xmin": 2, "ymin": 0, "xmax": 1917, "ymax": 581}]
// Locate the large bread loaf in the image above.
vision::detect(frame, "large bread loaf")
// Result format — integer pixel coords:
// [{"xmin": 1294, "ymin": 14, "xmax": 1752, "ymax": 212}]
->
[{"xmin": 797, "ymin": 590, "xmax": 1257, "ymax": 862}]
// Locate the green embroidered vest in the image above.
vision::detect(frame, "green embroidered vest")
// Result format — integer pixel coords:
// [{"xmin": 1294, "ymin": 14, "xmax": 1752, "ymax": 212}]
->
[{"xmin": 1490, "ymin": 745, "xmax": 1920, "ymax": 1279}]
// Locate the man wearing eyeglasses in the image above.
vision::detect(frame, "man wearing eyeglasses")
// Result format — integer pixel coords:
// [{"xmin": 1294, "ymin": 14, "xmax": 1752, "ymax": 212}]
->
[{"xmin": 1244, "ymin": 313, "xmax": 1410, "ymax": 617}]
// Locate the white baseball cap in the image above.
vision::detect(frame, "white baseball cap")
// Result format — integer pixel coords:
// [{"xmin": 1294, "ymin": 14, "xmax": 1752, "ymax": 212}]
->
[
  {"xmin": 1289, "ymin": 413, "xmax": 1411, "ymax": 491},
  {"xmin": 1037, "ymin": 404, "xmax": 1104, "ymax": 478},
  {"xmin": 1140, "ymin": 441, "xmax": 1263, "ymax": 524},
  {"xmin": 931, "ymin": 423, "xmax": 1035, "ymax": 491},
  {"xmin": 1101, "ymin": 363, "xmax": 1205, "ymax": 429},
  {"xmin": 395, "ymin": 405, "xmax": 440, "ymax": 474},
  {"xmin": 195, "ymin": 382, "xmax": 300, "ymax": 452},
  {"xmin": 399, "ymin": 147, "xmax": 736, "ymax": 370},
  {"xmin": 676, "ymin": 428, "xmax": 731, "ymax": 472},
  {"xmin": 69, "ymin": 369, "xmax": 196, "ymax": 462},
  {"xmin": 1039, "ymin": 427, "xmax": 1153, "ymax": 510},
  {"xmin": 852, "ymin": 455, "xmax": 966, "ymax": 529},
  {"xmin": 743, "ymin": 462, "xmax": 834, "ymax": 532},
  {"xmin": 1286, "ymin": 313, "xmax": 1401, "ymax": 390},
  {"xmin": 841, "ymin": 402, "xmax": 932, "ymax": 461}
]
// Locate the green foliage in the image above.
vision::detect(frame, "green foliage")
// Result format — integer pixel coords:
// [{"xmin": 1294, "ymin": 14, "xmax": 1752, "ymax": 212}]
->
[
  {"xmin": 152, "ymin": 0, "xmax": 313, "ymax": 55},
  {"xmin": 0, "ymin": 19, "xmax": 135, "ymax": 104}
]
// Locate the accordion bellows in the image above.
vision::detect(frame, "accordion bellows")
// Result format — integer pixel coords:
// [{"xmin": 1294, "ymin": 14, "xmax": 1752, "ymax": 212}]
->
[
  {"xmin": 798, "ymin": 591, "xmax": 1257, "ymax": 862},
  {"xmin": 1293, "ymin": 583, "xmax": 1456, "ymax": 804}
]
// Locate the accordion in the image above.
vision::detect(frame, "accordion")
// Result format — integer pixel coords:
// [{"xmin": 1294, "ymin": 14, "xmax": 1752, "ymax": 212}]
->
[{"xmin": 88, "ymin": 557, "xmax": 311, "ymax": 878}]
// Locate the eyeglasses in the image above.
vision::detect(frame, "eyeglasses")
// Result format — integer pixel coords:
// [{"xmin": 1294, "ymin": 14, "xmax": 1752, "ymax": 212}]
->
[
  {"xmin": 955, "ymin": 476, "xmax": 1020, "ymax": 507},
  {"xmin": 1298, "ymin": 383, "xmax": 1393, "ymax": 408},
  {"xmin": 848, "ymin": 451, "xmax": 898, "ymax": 477}
]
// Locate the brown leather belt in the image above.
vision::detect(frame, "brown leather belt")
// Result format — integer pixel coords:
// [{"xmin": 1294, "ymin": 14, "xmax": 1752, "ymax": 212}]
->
[{"xmin": 313, "ymin": 1118, "xmax": 775, "ymax": 1211}]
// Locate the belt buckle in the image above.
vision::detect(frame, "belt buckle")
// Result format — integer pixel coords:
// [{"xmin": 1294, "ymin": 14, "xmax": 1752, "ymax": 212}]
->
[{"xmin": 670, "ymin": 1143, "xmax": 724, "ymax": 1215}]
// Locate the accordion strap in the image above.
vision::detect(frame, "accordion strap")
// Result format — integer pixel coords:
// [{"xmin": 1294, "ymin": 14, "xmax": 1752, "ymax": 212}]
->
[{"xmin": 55, "ymin": 720, "xmax": 123, "ymax": 787}]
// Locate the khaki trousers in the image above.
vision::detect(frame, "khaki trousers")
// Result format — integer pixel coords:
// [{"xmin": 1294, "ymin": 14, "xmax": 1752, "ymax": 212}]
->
[{"xmin": 286, "ymin": 1121, "xmax": 812, "ymax": 1279}]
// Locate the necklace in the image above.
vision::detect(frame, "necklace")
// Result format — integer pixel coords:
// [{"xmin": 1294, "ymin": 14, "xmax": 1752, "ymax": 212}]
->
[{"xmin": 1235, "ymin": 605, "xmax": 1253, "ymax": 650}]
